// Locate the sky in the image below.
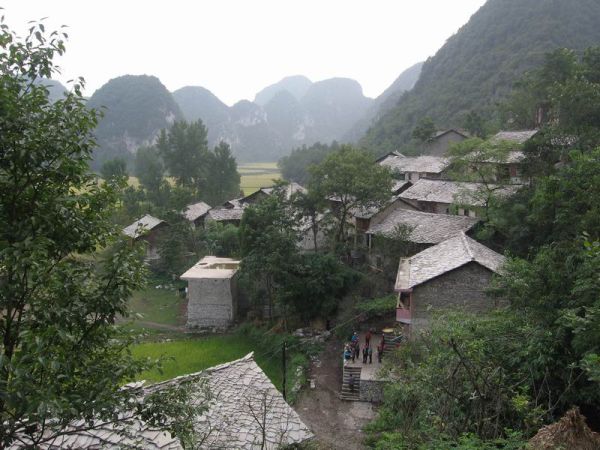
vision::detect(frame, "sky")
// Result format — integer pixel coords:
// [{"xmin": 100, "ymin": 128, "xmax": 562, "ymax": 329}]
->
[{"xmin": 2, "ymin": 0, "xmax": 487, "ymax": 106}]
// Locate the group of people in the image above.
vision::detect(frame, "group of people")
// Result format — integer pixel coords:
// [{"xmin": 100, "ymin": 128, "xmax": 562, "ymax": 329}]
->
[{"xmin": 343, "ymin": 329, "xmax": 385, "ymax": 365}]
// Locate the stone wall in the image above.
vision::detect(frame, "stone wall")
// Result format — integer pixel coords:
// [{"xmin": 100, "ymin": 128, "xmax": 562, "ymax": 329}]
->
[
  {"xmin": 359, "ymin": 380, "xmax": 386, "ymax": 403},
  {"xmin": 186, "ymin": 276, "xmax": 236, "ymax": 330},
  {"xmin": 425, "ymin": 131, "xmax": 467, "ymax": 157},
  {"xmin": 412, "ymin": 262, "xmax": 502, "ymax": 335}
]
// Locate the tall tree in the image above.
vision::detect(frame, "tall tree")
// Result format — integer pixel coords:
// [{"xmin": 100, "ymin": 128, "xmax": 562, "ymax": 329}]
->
[
  {"xmin": 0, "ymin": 18, "xmax": 183, "ymax": 446},
  {"xmin": 157, "ymin": 119, "xmax": 210, "ymax": 191},
  {"xmin": 206, "ymin": 141, "xmax": 241, "ymax": 205},
  {"xmin": 239, "ymin": 190, "xmax": 298, "ymax": 320},
  {"xmin": 134, "ymin": 145, "xmax": 165, "ymax": 197},
  {"xmin": 309, "ymin": 145, "xmax": 393, "ymax": 245}
]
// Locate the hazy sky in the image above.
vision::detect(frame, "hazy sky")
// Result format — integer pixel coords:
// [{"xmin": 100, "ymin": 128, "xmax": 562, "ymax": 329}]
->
[{"xmin": 2, "ymin": 0, "xmax": 487, "ymax": 105}]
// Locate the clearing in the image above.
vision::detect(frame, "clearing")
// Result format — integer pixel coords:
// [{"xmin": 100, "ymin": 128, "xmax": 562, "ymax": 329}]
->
[{"xmin": 239, "ymin": 162, "xmax": 281, "ymax": 195}]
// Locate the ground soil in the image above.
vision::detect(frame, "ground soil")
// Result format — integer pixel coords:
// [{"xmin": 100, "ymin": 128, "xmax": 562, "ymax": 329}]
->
[{"xmin": 295, "ymin": 337, "xmax": 377, "ymax": 450}]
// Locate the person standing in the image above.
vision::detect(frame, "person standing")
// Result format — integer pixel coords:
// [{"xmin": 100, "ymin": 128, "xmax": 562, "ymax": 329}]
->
[
  {"xmin": 362, "ymin": 345, "xmax": 368, "ymax": 364},
  {"xmin": 354, "ymin": 342, "xmax": 360, "ymax": 362},
  {"xmin": 365, "ymin": 329, "xmax": 372, "ymax": 347},
  {"xmin": 368, "ymin": 345, "xmax": 373, "ymax": 364}
]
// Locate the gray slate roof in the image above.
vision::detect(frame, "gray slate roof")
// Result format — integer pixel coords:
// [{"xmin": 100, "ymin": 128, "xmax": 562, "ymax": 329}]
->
[
  {"xmin": 183, "ymin": 201, "xmax": 212, "ymax": 222},
  {"xmin": 10, "ymin": 418, "xmax": 183, "ymax": 449},
  {"xmin": 380, "ymin": 155, "xmax": 450, "ymax": 174},
  {"xmin": 368, "ymin": 209, "xmax": 479, "ymax": 244},
  {"xmin": 395, "ymin": 233, "xmax": 505, "ymax": 291},
  {"xmin": 208, "ymin": 207, "xmax": 245, "ymax": 222},
  {"xmin": 399, "ymin": 179, "xmax": 519, "ymax": 207},
  {"xmin": 260, "ymin": 182, "xmax": 306, "ymax": 199},
  {"xmin": 491, "ymin": 130, "xmax": 538, "ymax": 144},
  {"xmin": 123, "ymin": 214, "xmax": 165, "ymax": 238},
  {"xmin": 146, "ymin": 353, "xmax": 313, "ymax": 449}
]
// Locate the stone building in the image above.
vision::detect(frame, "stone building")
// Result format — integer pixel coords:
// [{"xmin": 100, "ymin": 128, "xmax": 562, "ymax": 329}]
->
[
  {"xmin": 423, "ymin": 129, "xmax": 469, "ymax": 156},
  {"xmin": 379, "ymin": 154, "xmax": 451, "ymax": 182},
  {"xmin": 182, "ymin": 201, "xmax": 211, "ymax": 228},
  {"xmin": 399, "ymin": 178, "xmax": 519, "ymax": 217},
  {"xmin": 395, "ymin": 233, "xmax": 505, "ymax": 337},
  {"xmin": 145, "ymin": 353, "xmax": 314, "ymax": 449},
  {"xmin": 181, "ymin": 256, "xmax": 240, "ymax": 330},
  {"xmin": 122, "ymin": 214, "xmax": 168, "ymax": 260}
]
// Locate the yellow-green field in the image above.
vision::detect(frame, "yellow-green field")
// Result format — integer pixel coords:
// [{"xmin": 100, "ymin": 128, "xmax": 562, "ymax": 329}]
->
[
  {"xmin": 238, "ymin": 162, "xmax": 281, "ymax": 195},
  {"xmin": 126, "ymin": 162, "xmax": 280, "ymax": 197}
]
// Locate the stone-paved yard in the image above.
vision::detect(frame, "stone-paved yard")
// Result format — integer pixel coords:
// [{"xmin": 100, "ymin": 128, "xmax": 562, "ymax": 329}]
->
[{"xmin": 295, "ymin": 337, "xmax": 377, "ymax": 450}]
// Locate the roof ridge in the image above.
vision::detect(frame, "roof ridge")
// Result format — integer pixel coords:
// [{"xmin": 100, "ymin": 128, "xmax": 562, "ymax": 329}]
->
[{"xmin": 460, "ymin": 232, "xmax": 474, "ymax": 261}]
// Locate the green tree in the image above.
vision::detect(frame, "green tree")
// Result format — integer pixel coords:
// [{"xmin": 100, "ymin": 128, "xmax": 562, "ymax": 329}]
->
[
  {"xmin": 411, "ymin": 116, "xmax": 436, "ymax": 143},
  {"xmin": 135, "ymin": 145, "xmax": 165, "ymax": 197},
  {"xmin": 239, "ymin": 190, "xmax": 299, "ymax": 320},
  {"xmin": 309, "ymin": 145, "xmax": 393, "ymax": 245},
  {"xmin": 157, "ymin": 119, "xmax": 210, "ymax": 191},
  {"xmin": 291, "ymin": 189, "xmax": 326, "ymax": 252},
  {"xmin": 205, "ymin": 141, "xmax": 241, "ymax": 206},
  {"xmin": 0, "ymin": 18, "xmax": 184, "ymax": 446},
  {"xmin": 462, "ymin": 111, "xmax": 487, "ymax": 138},
  {"xmin": 100, "ymin": 157, "xmax": 128, "ymax": 183}
]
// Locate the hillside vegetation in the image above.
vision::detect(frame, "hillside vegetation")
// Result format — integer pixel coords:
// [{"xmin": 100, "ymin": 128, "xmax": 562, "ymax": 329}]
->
[{"xmin": 361, "ymin": 0, "xmax": 600, "ymax": 154}]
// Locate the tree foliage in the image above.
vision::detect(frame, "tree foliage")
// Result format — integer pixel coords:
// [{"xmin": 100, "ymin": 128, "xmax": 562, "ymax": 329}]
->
[
  {"xmin": 278, "ymin": 141, "xmax": 339, "ymax": 184},
  {"xmin": 309, "ymin": 145, "xmax": 393, "ymax": 245},
  {"xmin": 0, "ymin": 18, "xmax": 186, "ymax": 446}
]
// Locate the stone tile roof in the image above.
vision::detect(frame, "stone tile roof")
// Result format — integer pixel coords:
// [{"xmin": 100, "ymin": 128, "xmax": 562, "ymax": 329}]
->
[
  {"xmin": 183, "ymin": 201, "xmax": 212, "ymax": 222},
  {"xmin": 433, "ymin": 129, "xmax": 469, "ymax": 139},
  {"xmin": 491, "ymin": 130, "xmax": 538, "ymax": 144},
  {"xmin": 208, "ymin": 207, "xmax": 245, "ymax": 222},
  {"xmin": 180, "ymin": 256, "xmax": 240, "ymax": 280},
  {"xmin": 367, "ymin": 209, "xmax": 479, "ymax": 244},
  {"xmin": 392, "ymin": 180, "xmax": 411, "ymax": 193},
  {"xmin": 395, "ymin": 233, "xmax": 506, "ymax": 291},
  {"xmin": 380, "ymin": 155, "xmax": 450, "ymax": 174},
  {"xmin": 260, "ymin": 182, "xmax": 306, "ymax": 199},
  {"xmin": 146, "ymin": 353, "xmax": 314, "ymax": 449},
  {"xmin": 11, "ymin": 417, "xmax": 182, "ymax": 449},
  {"xmin": 399, "ymin": 179, "xmax": 519, "ymax": 207},
  {"xmin": 352, "ymin": 196, "xmax": 416, "ymax": 220},
  {"xmin": 123, "ymin": 214, "xmax": 165, "ymax": 238}
]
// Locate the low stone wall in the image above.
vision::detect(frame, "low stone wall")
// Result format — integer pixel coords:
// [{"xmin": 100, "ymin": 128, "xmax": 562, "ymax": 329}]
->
[{"xmin": 359, "ymin": 379, "xmax": 386, "ymax": 403}]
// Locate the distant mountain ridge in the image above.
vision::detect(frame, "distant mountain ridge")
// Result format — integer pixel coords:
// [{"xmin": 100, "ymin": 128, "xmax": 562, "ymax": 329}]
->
[
  {"xmin": 172, "ymin": 76, "xmax": 374, "ymax": 161},
  {"xmin": 361, "ymin": 0, "xmax": 600, "ymax": 154},
  {"xmin": 87, "ymin": 75, "xmax": 183, "ymax": 169}
]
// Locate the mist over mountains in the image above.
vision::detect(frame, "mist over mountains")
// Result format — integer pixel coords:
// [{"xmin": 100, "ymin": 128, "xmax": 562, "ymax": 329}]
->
[{"xmin": 85, "ymin": 68, "xmax": 418, "ymax": 168}]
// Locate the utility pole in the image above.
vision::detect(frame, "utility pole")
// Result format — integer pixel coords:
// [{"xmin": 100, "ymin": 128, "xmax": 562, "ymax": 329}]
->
[{"xmin": 282, "ymin": 341, "xmax": 287, "ymax": 401}]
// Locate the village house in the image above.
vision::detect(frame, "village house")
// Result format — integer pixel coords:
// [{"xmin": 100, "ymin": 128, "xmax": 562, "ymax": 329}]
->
[
  {"xmin": 240, "ymin": 181, "xmax": 306, "ymax": 206},
  {"xmin": 205, "ymin": 207, "xmax": 245, "ymax": 227},
  {"xmin": 379, "ymin": 154, "xmax": 451, "ymax": 182},
  {"xmin": 182, "ymin": 201, "xmax": 211, "ymax": 228},
  {"xmin": 122, "ymin": 214, "xmax": 168, "ymax": 260},
  {"xmin": 423, "ymin": 129, "xmax": 470, "ymax": 156},
  {"xmin": 486, "ymin": 129, "xmax": 539, "ymax": 184},
  {"xmin": 399, "ymin": 178, "xmax": 519, "ymax": 217},
  {"xmin": 366, "ymin": 208, "xmax": 480, "ymax": 260},
  {"xmin": 180, "ymin": 256, "xmax": 241, "ymax": 330},
  {"xmin": 145, "ymin": 353, "xmax": 314, "ymax": 449},
  {"xmin": 395, "ymin": 233, "xmax": 506, "ymax": 337}
]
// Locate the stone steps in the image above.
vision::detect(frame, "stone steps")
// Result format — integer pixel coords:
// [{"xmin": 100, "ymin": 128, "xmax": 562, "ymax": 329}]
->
[{"xmin": 341, "ymin": 366, "xmax": 361, "ymax": 401}]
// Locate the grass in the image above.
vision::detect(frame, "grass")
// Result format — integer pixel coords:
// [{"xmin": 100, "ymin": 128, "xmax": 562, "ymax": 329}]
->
[
  {"xmin": 131, "ymin": 335, "xmax": 283, "ymax": 388},
  {"xmin": 129, "ymin": 283, "xmax": 186, "ymax": 327}
]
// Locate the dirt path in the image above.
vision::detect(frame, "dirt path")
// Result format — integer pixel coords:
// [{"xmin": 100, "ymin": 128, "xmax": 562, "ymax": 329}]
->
[{"xmin": 295, "ymin": 337, "xmax": 377, "ymax": 450}]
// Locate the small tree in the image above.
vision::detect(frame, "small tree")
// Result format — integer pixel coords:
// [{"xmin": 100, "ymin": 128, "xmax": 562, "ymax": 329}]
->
[
  {"xmin": 205, "ymin": 141, "xmax": 241, "ymax": 205},
  {"xmin": 100, "ymin": 157, "xmax": 129, "ymax": 183},
  {"xmin": 412, "ymin": 116, "xmax": 436, "ymax": 142},
  {"xmin": 309, "ymin": 145, "xmax": 393, "ymax": 247}
]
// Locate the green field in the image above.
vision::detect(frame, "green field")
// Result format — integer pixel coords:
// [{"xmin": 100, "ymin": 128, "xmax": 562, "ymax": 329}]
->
[
  {"xmin": 126, "ymin": 162, "xmax": 281, "ymax": 197},
  {"xmin": 239, "ymin": 162, "xmax": 281, "ymax": 195},
  {"xmin": 131, "ymin": 335, "xmax": 282, "ymax": 388}
]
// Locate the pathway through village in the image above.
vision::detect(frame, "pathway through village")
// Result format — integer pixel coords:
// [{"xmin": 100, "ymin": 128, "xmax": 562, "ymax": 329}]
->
[{"xmin": 295, "ymin": 337, "xmax": 377, "ymax": 450}]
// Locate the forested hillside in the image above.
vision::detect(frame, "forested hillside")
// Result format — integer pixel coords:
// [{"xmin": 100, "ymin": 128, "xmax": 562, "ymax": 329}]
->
[
  {"xmin": 361, "ymin": 0, "xmax": 600, "ymax": 154},
  {"xmin": 88, "ymin": 75, "xmax": 183, "ymax": 169}
]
